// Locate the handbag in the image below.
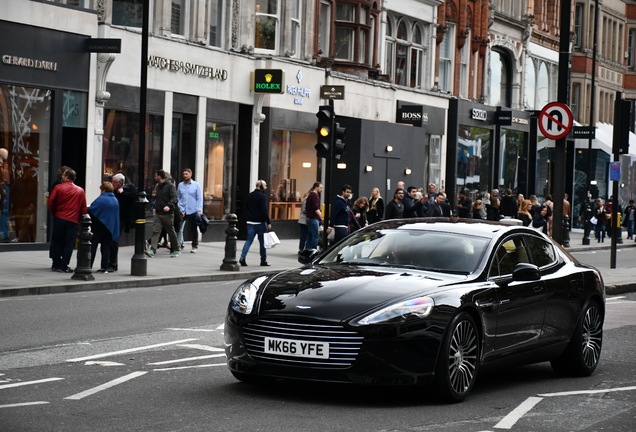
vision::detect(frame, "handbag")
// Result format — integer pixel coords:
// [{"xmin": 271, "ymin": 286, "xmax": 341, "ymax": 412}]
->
[
  {"xmin": 264, "ymin": 231, "xmax": 281, "ymax": 249},
  {"xmin": 604, "ymin": 212, "xmax": 611, "ymax": 220}
]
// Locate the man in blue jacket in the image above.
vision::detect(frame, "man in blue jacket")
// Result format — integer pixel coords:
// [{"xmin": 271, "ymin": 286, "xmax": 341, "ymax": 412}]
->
[
  {"xmin": 240, "ymin": 180, "xmax": 272, "ymax": 267},
  {"xmin": 329, "ymin": 184, "xmax": 353, "ymax": 245}
]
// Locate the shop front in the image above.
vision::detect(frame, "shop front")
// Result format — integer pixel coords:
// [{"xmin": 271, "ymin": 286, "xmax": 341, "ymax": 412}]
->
[{"xmin": 0, "ymin": 19, "xmax": 93, "ymax": 248}]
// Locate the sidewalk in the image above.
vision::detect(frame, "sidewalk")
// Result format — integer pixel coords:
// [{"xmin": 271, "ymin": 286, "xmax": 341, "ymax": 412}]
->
[{"xmin": 0, "ymin": 230, "xmax": 634, "ymax": 297}]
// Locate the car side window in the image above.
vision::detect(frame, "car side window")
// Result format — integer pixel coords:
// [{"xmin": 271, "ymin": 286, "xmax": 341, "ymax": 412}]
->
[
  {"xmin": 489, "ymin": 236, "xmax": 529, "ymax": 278},
  {"xmin": 525, "ymin": 235, "xmax": 556, "ymax": 267}
]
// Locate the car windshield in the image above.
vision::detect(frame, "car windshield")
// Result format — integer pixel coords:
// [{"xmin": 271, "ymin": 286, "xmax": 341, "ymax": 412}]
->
[{"xmin": 317, "ymin": 228, "xmax": 490, "ymax": 275}]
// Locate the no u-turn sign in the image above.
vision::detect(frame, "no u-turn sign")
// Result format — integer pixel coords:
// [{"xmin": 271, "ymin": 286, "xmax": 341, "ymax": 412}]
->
[{"xmin": 538, "ymin": 102, "xmax": 573, "ymax": 140}]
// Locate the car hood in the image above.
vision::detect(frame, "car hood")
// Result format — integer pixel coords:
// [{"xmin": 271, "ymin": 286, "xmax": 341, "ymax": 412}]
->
[{"xmin": 257, "ymin": 265, "xmax": 465, "ymax": 321}]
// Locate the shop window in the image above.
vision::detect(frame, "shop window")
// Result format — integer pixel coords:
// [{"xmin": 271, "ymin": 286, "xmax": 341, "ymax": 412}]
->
[
  {"xmin": 429, "ymin": 135, "xmax": 441, "ymax": 189},
  {"xmin": 102, "ymin": 110, "xmax": 163, "ymax": 199},
  {"xmin": 255, "ymin": 0, "xmax": 280, "ymax": 53},
  {"xmin": 439, "ymin": 25, "xmax": 454, "ymax": 92},
  {"xmin": 112, "ymin": 0, "xmax": 143, "ymax": 27},
  {"xmin": 171, "ymin": 0, "xmax": 189, "ymax": 36},
  {"xmin": 203, "ymin": 122, "xmax": 234, "ymax": 220},
  {"xmin": 0, "ymin": 85, "xmax": 52, "ymax": 243},
  {"xmin": 500, "ymin": 129, "xmax": 524, "ymax": 190},
  {"xmin": 269, "ymin": 130, "xmax": 317, "ymax": 220},
  {"xmin": 458, "ymin": 125, "xmax": 491, "ymax": 198},
  {"xmin": 209, "ymin": 0, "xmax": 224, "ymax": 47}
]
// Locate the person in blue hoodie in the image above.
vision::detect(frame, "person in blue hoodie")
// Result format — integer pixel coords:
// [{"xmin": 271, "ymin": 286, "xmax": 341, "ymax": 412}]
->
[{"xmin": 88, "ymin": 182, "xmax": 120, "ymax": 273}]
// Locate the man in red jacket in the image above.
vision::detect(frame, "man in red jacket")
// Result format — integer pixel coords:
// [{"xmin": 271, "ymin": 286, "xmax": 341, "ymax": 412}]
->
[{"xmin": 48, "ymin": 168, "xmax": 88, "ymax": 272}]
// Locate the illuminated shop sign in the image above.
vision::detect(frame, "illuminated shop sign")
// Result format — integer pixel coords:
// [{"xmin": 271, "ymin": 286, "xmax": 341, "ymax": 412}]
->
[
  {"xmin": 471, "ymin": 108, "xmax": 488, "ymax": 121},
  {"xmin": 396, "ymin": 105, "xmax": 429, "ymax": 127},
  {"xmin": 2, "ymin": 55, "xmax": 58, "ymax": 72},
  {"xmin": 148, "ymin": 55, "xmax": 228, "ymax": 80},
  {"xmin": 286, "ymin": 70, "xmax": 311, "ymax": 104},
  {"xmin": 252, "ymin": 69, "xmax": 285, "ymax": 94}
]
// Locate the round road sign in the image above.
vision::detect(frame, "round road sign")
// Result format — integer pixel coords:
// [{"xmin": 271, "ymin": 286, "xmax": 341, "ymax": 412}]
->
[{"xmin": 538, "ymin": 102, "xmax": 573, "ymax": 140}]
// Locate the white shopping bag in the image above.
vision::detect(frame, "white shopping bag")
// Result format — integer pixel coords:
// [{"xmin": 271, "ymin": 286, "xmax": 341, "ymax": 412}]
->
[{"xmin": 264, "ymin": 231, "xmax": 281, "ymax": 249}]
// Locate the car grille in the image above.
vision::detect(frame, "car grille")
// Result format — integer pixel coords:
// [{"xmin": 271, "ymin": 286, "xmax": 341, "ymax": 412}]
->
[{"xmin": 243, "ymin": 318, "xmax": 364, "ymax": 369}]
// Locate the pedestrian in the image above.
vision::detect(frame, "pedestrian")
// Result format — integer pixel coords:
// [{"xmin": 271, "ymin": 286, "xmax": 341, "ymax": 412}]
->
[
  {"xmin": 516, "ymin": 194, "xmax": 525, "ymax": 214},
  {"xmin": 403, "ymin": 186, "xmax": 425, "ymax": 218},
  {"xmin": 427, "ymin": 192, "xmax": 450, "ymax": 217},
  {"xmin": 328, "ymin": 184, "xmax": 353, "ymax": 244},
  {"xmin": 457, "ymin": 189, "xmax": 472, "ymax": 218},
  {"xmin": 384, "ymin": 188, "xmax": 405, "ymax": 220},
  {"xmin": 48, "ymin": 168, "xmax": 88, "ymax": 272},
  {"xmin": 48, "ymin": 165, "xmax": 70, "ymax": 261},
  {"xmin": 471, "ymin": 200, "xmax": 485, "ymax": 219},
  {"xmin": 529, "ymin": 195, "xmax": 540, "ymax": 216},
  {"xmin": 298, "ymin": 191, "xmax": 309, "ymax": 252},
  {"xmin": 304, "ymin": 182, "xmax": 323, "ymax": 250},
  {"xmin": 88, "ymin": 182, "xmax": 120, "ymax": 273},
  {"xmin": 367, "ymin": 187, "xmax": 384, "ymax": 224},
  {"xmin": 594, "ymin": 199, "xmax": 609, "ymax": 243},
  {"xmin": 239, "ymin": 180, "xmax": 272, "ymax": 266},
  {"xmin": 544, "ymin": 194, "xmax": 554, "ymax": 236},
  {"xmin": 532, "ymin": 204, "xmax": 549, "ymax": 234},
  {"xmin": 109, "ymin": 172, "xmax": 137, "ymax": 272},
  {"xmin": 351, "ymin": 196, "xmax": 369, "ymax": 229},
  {"xmin": 177, "ymin": 168, "xmax": 203, "ymax": 253},
  {"xmin": 517, "ymin": 200, "xmax": 533, "ymax": 227},
  {"xmin": 623, "ymin": 199, "xmax": 635, "ymax": 240},
  {"xmin": 145, "ymin": 170, "xmax": 181, "ymax": 258},
  {"xmin": 480, "ymin": 192, "xmax": 490, "ymax": 219},
  {"xmin": 500, "ymin": 188, "xmax": 518, "ymax": 218},
  {"xmin": 0, "ymin": 148, "xmax": 9, "ymax": 242},
  {"xmin": 486, "ymin": 196, "xmax": 501, "ymax": 221}
]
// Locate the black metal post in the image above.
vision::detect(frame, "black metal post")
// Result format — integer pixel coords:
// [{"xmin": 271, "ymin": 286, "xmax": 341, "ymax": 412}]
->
[
  {"xmin": 221, "ymin": 213, "xmax": 240, "ymax": 271},
  {"xmin": 562, "ymin": 214, "xmax": 571, "ymax": 247},
  {"xmin": 585, "ymin": 0, "xmax": 600, "ymax": 246},
  {"xmin": 72, "ymin": 214, "xmax": 95, "ymax": 281},
  {"xmin": 320, "ymin": 99, "xmax": 335, "ymax": 250},
  {"xmin": 131, "ymin": 0, "xmax": 150, "ymax": 276}
]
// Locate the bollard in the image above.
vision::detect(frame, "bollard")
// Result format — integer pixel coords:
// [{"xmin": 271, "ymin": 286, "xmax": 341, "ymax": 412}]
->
[
  {"xmin": 562, "ymin": 214, "xmax": 570, "ymax": 247},
  {"xmin": 72, "ymin": 214, "xmax": 95, "ymax": 281},
  {"xmin": 131, "ymin": 191, "xmax": 149, "ymax": 276},
  {"xmin": 220, "ymin": 213, "xmax": 240, "ymax": 271},
  {"xmin": 582, "ymin": 201, "xmax": 591, "ymax": 245},
  {"xmin": 616, "ymin": 212, "xmax": 623, "ymax": 244}
]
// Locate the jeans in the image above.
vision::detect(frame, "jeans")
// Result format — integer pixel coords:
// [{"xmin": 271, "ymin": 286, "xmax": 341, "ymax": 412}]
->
[
  {"xmin": 51, "ymin": 217, "xmax": 78, "ymax": 270},
  {"xmin": 333, "ymin": 226, "xmax": 349, "ymax": 244},
  {"xmin": 91, "ymin": 224, "xmax": 112, "ymax": 270},
  {"xmin": 299, "ymin": 223, "xmax": 308, "ymax": 250},
  {"xmin": 178, "ymin": 213, "xmax": 198, "ymax": 248},
  {"xmin": 241, "ymin": 222, "xmax": 267, "ymax": 262},
  {"xmin": 627, "ymin": 220, "xmax": 634, "ymax": 238},
  {"xmin": 306, "ymin": 219, "xmax": 320, "ymax": 250}
]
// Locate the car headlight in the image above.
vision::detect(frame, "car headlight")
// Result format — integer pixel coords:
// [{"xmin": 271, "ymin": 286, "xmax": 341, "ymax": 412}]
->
[
  {"xmin": 230, "ymin": 276, "xmax": 268, "ymax": 315},
  {"xmin": 355, "ymin": 297, "xmax": 434, "ymax": 325}
]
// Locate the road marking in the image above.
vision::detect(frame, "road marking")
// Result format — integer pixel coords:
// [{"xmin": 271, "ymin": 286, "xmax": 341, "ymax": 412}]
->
[
  {"xmin": 177, "ymin": 344, "xmax": 225, "ymax": 352},
  {"xmin": 66, "ymin": 339, "xmax": 198, "ymax": 362},
  {"xmin": 84, "ymin": 361, "xmax": 125, "ymax": 367},
  {"xmin": 0, "ymin": 401, "xmax": 49, "ymax": 409},
  {"xmin": 216, "ymin": 323, "xmax": 224, "ymax": 330},
  {"xmin": 64, "ymin": 371, "xmax": 147, "ymax": 400},
  {"xmin": 0, "ymin": 377, "xmax": 64, "ymax": 390},
  {"xmin": 148, "ymin": 353, "xmax": 226, "ymax": 365},
  {"xmin": 167, "ymin": 328, "xmax": 216, "ymax": 332},
  {"xmin": 538, "ymin": 385, "xmax": 636, "ymax": 397},
  {"xmin": 494, "ymin": 397, "xmax": 543, "ymax": 429},
  {"xmin": 153, "ymin": 363, "xmax": 226, "ymax": 372}
]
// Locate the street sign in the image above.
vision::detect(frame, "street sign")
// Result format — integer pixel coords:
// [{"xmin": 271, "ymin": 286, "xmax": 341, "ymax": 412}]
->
[
  {"xmin": 573, "ymin": 126, "xmax": 595, "ymax": 139},
  {"xmin": 320, "ymin": 85, "xmax": 345, "ymax": 100},
  {"xmin": 609, "ymin": 162, "xmax": 621, "ymax": 181},
  {"xmin": 538, "ymin": 102, "xmax": 573, "ymax": 140}
]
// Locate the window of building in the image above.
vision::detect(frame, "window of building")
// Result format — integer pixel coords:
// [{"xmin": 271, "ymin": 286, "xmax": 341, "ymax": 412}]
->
[
  {"xmin": 574, "ymin": 3, "xmax": 583, "ymax": 49},
  {"xmin": 385, "ymin": 17, "xmax": 426, "ymax": 88},
  {"xmin": 319, "ymin": 1, "xmax": 331, "ymax": 56},
  {"xmin": 112, "ymin": 0, "xmax": 143, "ymax": 27},
  {"xmin": 525, "ymin": 57, "xmax": 536, "ymax": 110},
  {"xmin": 571, "ymin": 82, "xmax": 581, "ymax": 122},
  {"xmin": 171, "ymin": 0, "xmax": 188, "ymax": 36},
  {"xmin": 103, "ymin": 110, "xmax": 163, "ymax": 198},
  {"xmin": 537, "ymin": 62, "xmax": 550, "ymax": 109},
  {"xmin": 209, "ymin": 0, "xmax": 223, "ymax": 47},
  {"xmin": 489, "ymin": 49, "xmax": 511, "ymax": 107},
  {"xmin": 333, "ymin": 1, "xmax": 377, "ymax": 65},
  {"xmin": 269, "ymin": 130, "xmax": 317, "ymax": 220},
  {"xmin": 500, "ymin": 129, "xmax": 524, "ymax": 190},
  {"xmin": 203, "ymin": 122, "xmax": 234, "ymax": 220},
  {"xmin": 459, "ymin": 29, "xmax": 470, "ymax": 97},
  {"xmin": 255, "ymin": 0, "xmax": 280, "ymax": 53},
  {"xmin": 429, "ymin": 135, "xmax": 441, "ymax": 189},
  {"xmin": 438, "ymin": 25, "xmax": 454, "ymax": 92},
  {"xmin": 290, "ymin": 0, "xmax": 301, "ymax": 57},
  {"xmin": 334, "ymin": 3, "xmax": 355, "ymax": 61},
  {"xmin": 629, "ymin": 28, "xmax": 636, "ymax": 68}
]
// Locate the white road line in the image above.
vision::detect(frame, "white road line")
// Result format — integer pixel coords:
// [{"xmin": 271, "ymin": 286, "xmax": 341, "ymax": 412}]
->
[
  {"xmin": 66, "ymin": 339, "xmax": 198, "ymax": 362},
  {"xmin": 0, "ymin": 377, "xmax": 64, "ymax": 390},
  {"xmin": 494, "ymin": 397, "xmax": 543, "ymax": 429},
  {"xmin": 177, "ymin": 344, "xmax": 225, "ymax": 352},
  {"xmin": 167, "ymin": 328, "xmax": 217, "ymax": 332},
  {"xmin": 153, "ymin": 363, "xmax": 226, "ymax": 372},
  {"xmin": 539, "ymin": 385, "xmax": 636, "ymax": 397},
  {"xmin": 216, "ymin": 323, "xmax": 224, "ymax": 330},
  {"xmin": 608, "ymin": 296, "xmax": 626, "ymax": 300},
  {"xmin": 64, "ymin": 371, "xmax": 147, "ymax": 400},
  {"xmin": 0, "ymin": 401, "xmax": 49, "ymax": 409},
  {"xmin": 148, "ymin": 353, "xmax": 226, "ymax": 365}
]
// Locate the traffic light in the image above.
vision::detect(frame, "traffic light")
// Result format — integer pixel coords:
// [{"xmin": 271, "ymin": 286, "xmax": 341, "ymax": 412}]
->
[
  {"xmin": 333, "ymin": 122, "xmax": 346, "ymax": 160},
  {"xmin": 315, "ymin": 105, "xmax": 334, "ymax": 158}
]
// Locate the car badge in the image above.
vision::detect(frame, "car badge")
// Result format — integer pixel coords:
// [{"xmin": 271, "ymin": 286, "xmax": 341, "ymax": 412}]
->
[{"xmin": 296, "ymin": 305, "xmax": 311, "ymax": 309}]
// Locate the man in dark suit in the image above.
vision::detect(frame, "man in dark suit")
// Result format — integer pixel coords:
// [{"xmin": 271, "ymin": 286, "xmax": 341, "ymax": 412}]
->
[{"xmin": 427, "ymin": 193, "xmax": 451, "ymax": 217}]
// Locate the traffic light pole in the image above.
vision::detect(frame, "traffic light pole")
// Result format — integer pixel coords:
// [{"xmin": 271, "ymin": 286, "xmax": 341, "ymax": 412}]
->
[{"xmin": 321, "ymin": 99, "xmax": 335, "ymax": 249}]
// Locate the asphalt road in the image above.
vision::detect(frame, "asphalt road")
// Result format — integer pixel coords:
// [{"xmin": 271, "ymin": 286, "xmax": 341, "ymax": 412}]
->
[
  {"xmin": 1, "ymin": 280, "xmax": 635, "ymax": 432},
  {"xmin": 569, "ymin": 246, "xmax": 636, "ymax": 272}
]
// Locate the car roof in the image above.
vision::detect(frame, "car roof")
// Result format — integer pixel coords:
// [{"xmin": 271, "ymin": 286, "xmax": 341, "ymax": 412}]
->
[{"xmin": 371, "ymin": 218, "xmax": 522, "ymax": 239}]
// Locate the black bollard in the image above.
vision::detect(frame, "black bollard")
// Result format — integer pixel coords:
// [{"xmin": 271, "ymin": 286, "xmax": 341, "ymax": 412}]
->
[
  {"xmin": 562, "ymin": 214, "xmax": 571, "ymax": 247},
  {"xmin": 220, "ymin": 213, "xmax": 240, "ymax": 271},
  {"xmin": 616, "ymin": 213, "xmax": 623, "ymax": 244},
  {"xmin": 131, "ymin": 191, "xmax": 149, "ymax": 276},
  {"xmin": 582, "ymin": 201, "xmax": 591, "ymax": 245},
  {"xmin": 72, "ymin": 214, "xmax": 95, "ymax": 281}
]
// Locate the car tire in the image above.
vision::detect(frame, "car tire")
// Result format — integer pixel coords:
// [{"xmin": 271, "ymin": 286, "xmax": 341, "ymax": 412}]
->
[
  {"xmin": 550, "ymin": 300, "xmax": 603, "ymax": 376},
  {"xmin": 230, "ymin": 370, "xmax": 275, "ymax": 384},
  {"xmin": 434, "ymin": 312, "xmax": 480, "ymax": 403}
]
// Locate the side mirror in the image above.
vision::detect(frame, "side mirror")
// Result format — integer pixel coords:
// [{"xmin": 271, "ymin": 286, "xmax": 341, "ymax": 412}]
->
[
  {"xmin": 513, "ymin": 263, "xmax": 541, "ymax": 281},
  {"xmin": 298, "ymin": 249, "xmax": 319, "ymax": 265}
]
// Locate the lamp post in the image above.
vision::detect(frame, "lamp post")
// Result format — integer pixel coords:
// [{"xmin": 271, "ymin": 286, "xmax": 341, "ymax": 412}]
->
[{"xmin": 131, "ymin": 0, "xmax": 150, "ymax": 276}]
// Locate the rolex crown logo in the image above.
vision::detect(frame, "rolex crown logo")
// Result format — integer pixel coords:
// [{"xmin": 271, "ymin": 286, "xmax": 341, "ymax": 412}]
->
[{"xmin": 265, "ymin": 74, "xmax": 273, "ymax": 83}]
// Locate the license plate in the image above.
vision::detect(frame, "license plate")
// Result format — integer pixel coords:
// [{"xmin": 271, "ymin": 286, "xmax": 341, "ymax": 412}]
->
[{"xmin": 264, "ymin": 337, "xmax": 329, "ymax": 359}]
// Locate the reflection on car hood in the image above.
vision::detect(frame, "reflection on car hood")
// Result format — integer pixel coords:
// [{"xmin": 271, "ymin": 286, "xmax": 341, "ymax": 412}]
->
[{"xmin": 258, "ymin": 265, "xmax": 464, "ymax": 321}]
